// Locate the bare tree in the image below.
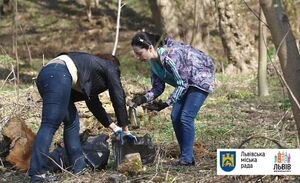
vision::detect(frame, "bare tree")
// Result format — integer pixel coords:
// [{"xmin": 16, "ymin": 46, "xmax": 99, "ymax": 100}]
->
[
  {"xmin": 84, "ymin": 0, "xmax": 100, "ymax": 22},
  {"xmin": 148, "ymin": 0, "xmax": 180, "ymax": 39},
  {"xmin": 258, "ymin": 8, "xmax": 269, "ymax": 97},
  {"xmin": 148, "ymin": 0, "xmax": 214, "ymax": 51},
  {"xmin": 282, "ymin": 0, "xmax": 300, "ymax": 48},
  {"xmin": 112, "ymin": 0, "xmax": 122, "ymax": 56},
  {"xmin": 260, "ymin": 0, "xmax": 300, "ymax": 140},
  {"xmin": 12, "ymin": 0, "xmax": 20, "ymax": 106},
  {"xmin": 214, "ymin": 0, "xmax": 257, "ymax": 74},
  {"xmin": 0, "ymin": 0, "xmax": 12, "ymax": 15}
]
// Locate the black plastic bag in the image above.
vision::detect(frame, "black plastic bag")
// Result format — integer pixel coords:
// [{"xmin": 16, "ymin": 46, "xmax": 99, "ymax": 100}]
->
[
  {"xmin": 47, "ymin": 134, "xmax": 110, "ymax": 172},
  {"xmin": 82, "ymin": 134, "xmax": 110, "ymax": 169},
  {"xmin": 112, "ymin": 133, "xmax": 156, "ymax": 168}
]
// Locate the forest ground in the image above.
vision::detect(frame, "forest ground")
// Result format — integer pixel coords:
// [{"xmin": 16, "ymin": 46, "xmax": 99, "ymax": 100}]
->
[{"xmin": 0, "ymin": 1, "xmax": 299, "ymax": 182}]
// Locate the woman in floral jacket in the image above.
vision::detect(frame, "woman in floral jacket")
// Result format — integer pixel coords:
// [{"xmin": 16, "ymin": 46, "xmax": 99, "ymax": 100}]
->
[{"xmin": 130, "ymin": 31, "xmax": 215, "ymax": 166}]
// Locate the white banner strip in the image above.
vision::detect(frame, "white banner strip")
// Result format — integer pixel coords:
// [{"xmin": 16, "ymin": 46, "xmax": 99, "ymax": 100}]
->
[{"xmin": 217, "ymin": 149, "xmax": 300, "ymax": 175}]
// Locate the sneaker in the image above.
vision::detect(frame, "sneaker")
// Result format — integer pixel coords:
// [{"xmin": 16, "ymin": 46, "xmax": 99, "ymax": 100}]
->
[
  {"xmin": 177, "ymin": 159, "xmax": 195, "ymax": 166},
  {"xmin": 30, "ymin": 174, "xmax": 58, "ymax": 183}
]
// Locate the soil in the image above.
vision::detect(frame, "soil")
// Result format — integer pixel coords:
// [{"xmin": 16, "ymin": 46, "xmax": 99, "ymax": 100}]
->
[{"xmin": 0, "ymin": 1, "xmax": 299, "ymax": 183}]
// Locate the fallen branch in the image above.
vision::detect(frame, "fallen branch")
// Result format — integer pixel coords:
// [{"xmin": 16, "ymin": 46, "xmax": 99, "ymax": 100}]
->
[
  {"xmin": 275, "ymin": 109, "xmax": 290, "ymax": 130},
  {"xmin": 41, "ymin": 152, "xmax": 78, "ymax": 178},
  {"xmin": 238, "ymin": 135, "xmax": 284, "ymax": 149}
]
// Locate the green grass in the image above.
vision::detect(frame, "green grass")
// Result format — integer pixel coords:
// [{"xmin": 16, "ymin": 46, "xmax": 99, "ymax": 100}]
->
[
  {"xmin": 119, "ymin": 55, "xmax": 150, "ymax": 79},
  {"xmin": 226, "ymin": 90, "xmax": 255, "ymax": 100},
  {"xmin": 0, "ymin": 54, "xmax": 14, "ymax": 68},
  {"xmin": 0, "ymin": 83, "xmax": 32, "ymax": 91},
  {"xmin": 118, "ymin": 54, "xmax": 298, "ymax": 150}
]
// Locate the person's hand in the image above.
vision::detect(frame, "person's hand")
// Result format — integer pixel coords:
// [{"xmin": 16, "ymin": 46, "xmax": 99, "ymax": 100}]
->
[
  {"xmin": 131, "ymin": 95, "xmax": 147, "ymax": 107},
  {"xmin": 143, "ymin": 100, "xmax": 168, "ymax": 111},
  {"xmin": 122, "ymin": 131, "xmax": 137, "ymax": 142},
  {"xmin": 113, "ymin": 126, "xmax": 122, "ymax": 136}
]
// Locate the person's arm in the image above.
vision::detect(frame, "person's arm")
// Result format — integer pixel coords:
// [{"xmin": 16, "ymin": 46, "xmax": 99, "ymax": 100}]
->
[
  {"xmin": 85, "ymin": 96, "xmax": 112, "ymax": 127},
  {"xmin": 144, "ymin": 69, "xmax": 165, "ymax": 101},
  {"xmin": 164, "ymin": 56, "xmax": 188, "ymax": 105},
  {"xmin": 106, "ymin": 66, "xmax": 129, "ymax": 128}
]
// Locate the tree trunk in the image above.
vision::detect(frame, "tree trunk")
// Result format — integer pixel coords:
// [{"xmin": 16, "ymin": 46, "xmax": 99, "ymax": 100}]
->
[
  {"xmin": 215, "ymin": 0, "xmax": 257, "ymax": 74},
  {"xmin": 48, "ymin": 0, "xmax": 58, "ymax": 8},
  {"xmin": 176, "ymin": 0, "xmax": 213, "ymax": 51},
  {"xmin": 282, "ymin": 0, "xmax": 300, "ymax": 49},
  {"xmin": 148, "ymin": 0, "xmax": 180, "ymax": 40},
  {"xmin": 260, "ymin": 0, "xmax": 300, "ymax": 140},
  {"xmin": 258, "ymin": 8, "xmax": 269, "ymax": 97},
  {"xmin": 148, "ymin": 0, "xmax": 214, "ymax": 51},
  {"xmin": 1, "ymin": 0, "xmax": 13, "ymax": 15}
]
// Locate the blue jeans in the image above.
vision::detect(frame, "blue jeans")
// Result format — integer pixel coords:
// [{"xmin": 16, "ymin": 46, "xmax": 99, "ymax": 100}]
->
[
  {"xmin": 28, "ymin": 63, "xmax": 86, "ymax": 176},
  {"xmin": 171, "ymin": 87, "xmax": 208, "ymax": 163}
]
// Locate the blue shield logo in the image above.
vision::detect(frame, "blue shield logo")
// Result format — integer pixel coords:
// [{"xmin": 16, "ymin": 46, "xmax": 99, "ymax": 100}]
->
[{"xmin": 220, "ymin": 151, "xmax": 236, "ymax": 172}]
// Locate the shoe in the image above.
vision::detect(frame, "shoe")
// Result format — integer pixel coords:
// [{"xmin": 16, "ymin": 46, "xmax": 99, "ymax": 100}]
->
[
  {"xmin": 177, "ymin": 159, "xmax": 195, "ymax": 166},
  {"xmin": 30, "ymin": 174, "xmax": 58, "ymax": 183}
]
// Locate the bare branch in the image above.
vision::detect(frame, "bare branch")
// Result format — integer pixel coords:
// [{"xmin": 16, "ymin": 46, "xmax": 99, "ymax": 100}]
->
[
  {"xmin": 242, "ymin": 0, "xmax": 270, "ymax": 29},
  {"xmin": 13, "ymin": 0, "xmax": 20, "ymax": 109},
  {"xmin": 41, "ymin": 152, "xmax": 79, "ymax": 178},
  {"xmin": 19, "ymin": 24, "xmax": 32, "ymax": 65},
  {"xmin": 112, "ymin": 0, "xmax": 122, "ymax": 56},
  {"xmin": 269, "ymin": 29, "xmax": 300, "ymax": 110},
  {"xmin": 238, "ymin": 135, "xmax": 284, "ymax": 148}
]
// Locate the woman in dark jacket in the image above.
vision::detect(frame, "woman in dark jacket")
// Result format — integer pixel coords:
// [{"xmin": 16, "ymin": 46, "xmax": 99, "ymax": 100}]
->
[{"xmin": 28, "ymin": 52, "xmax": 133, "ymax": 182}]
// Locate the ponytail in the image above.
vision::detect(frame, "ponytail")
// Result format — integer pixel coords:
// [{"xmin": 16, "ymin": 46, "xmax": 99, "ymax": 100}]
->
[{"xmin": 131, "ymin": 32, "xmax": 164, "ymax": 49}]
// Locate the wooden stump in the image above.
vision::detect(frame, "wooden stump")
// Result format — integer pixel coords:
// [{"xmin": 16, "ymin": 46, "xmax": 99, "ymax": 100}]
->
[{"xmin": 2, "ymin": 117, "xmax": 36, "ymax": 171}]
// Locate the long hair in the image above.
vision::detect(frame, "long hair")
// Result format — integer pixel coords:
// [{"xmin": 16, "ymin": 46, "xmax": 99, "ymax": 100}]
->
[
  {"xmin": 131, "ymin": 32, "xmax": 164, "ymax": 49},
  {"xmin": 95, "ymin": 53, "xmax": 120, "ymax": 66}
]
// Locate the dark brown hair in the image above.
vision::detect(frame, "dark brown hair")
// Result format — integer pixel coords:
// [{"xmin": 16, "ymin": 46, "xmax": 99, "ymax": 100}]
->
[{"xmin": 95, "ymin": 53, "xmax": 120, "ymax": 66}]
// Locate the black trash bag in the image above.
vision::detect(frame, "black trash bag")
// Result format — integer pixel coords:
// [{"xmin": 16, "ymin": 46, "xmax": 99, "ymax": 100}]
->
[
  {"xmin": 47, "ymin": 144, "xmax": 68, "ymax": 172},
  {"xmin": 112, "ymin": 133, "xmax": 156, "ymax": 168},
  {"xmin": 47, "ymin": 134, "xmax": 110, "ymax": 172},
  {"xmin": 82, "ymin": 134, "xmax": 110, "ymax": 169}
]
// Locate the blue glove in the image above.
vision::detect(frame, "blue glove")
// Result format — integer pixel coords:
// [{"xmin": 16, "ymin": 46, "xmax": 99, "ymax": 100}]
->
[
  {"xmin": 113, "ymin": 126, "xmax": 122, "ymax": 136},
  {"xmin": 122, "ymin": 131, "xmax": 137, "ymax": 142}
]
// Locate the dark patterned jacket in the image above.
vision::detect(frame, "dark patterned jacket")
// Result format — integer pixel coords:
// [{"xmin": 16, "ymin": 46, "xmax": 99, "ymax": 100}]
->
[{"xmin": 144, "ymin": 37, "xmax": 215, "ymax": 105}]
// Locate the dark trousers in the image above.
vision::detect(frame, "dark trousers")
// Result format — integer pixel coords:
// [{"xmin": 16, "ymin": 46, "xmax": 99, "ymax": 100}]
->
[{"xmin": 28, "ymin": 63, "xmax": 86, "ymax": 176}]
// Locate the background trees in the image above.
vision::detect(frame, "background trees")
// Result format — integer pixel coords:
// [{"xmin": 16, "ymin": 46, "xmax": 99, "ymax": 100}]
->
[
  {"xmin": 260, "ymin": 0, "xmax": 300, "ymax": 141},
  {"xmin": 0, "ymin": 0, "xmax": 300, "ymax": 182}
]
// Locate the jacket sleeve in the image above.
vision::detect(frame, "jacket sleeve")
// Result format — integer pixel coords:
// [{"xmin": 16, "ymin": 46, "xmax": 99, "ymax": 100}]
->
[
  {"xmin": 164, "ymin": 56, "xmax": 188, "ymax": 105},
  {"xmin": 144, "ymin": 70, "xmax": 165, "ymax": 102},
  {"xmin": 106, "ymin": 66, "xmax": 129, "ymax": 127},
  {"xmin": 85, "ymin": 96, "xmax": 112, "ymax": 128}
]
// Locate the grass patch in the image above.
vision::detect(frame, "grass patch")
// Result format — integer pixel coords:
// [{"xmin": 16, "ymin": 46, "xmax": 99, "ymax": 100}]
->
[
  {"xmin": 0, "ymin": 54, "xmax": 14, "ymax": 67},
  {"xmin": 226, "ymin": 90, "xmax": 255, "ymax": 100},
  {"xmin": 120, "ymin": 55, "xmax": 150, "ymax": 78}
]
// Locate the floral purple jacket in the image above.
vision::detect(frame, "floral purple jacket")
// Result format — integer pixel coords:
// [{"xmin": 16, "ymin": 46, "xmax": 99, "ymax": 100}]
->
[{"xmin": 144, "ymin": 37, "xmax": 215, "ymax": 105}]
